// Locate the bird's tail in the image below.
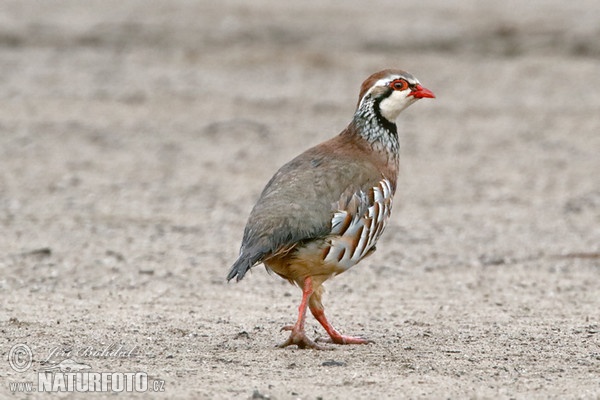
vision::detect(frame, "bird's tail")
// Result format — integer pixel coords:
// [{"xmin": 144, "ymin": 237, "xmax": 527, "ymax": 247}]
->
[{"xmin": 227, "ymin": 251, "xmax": 263, "ymax": 282}]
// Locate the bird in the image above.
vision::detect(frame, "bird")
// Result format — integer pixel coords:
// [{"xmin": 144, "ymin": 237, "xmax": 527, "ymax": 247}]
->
[{"xmin": 227, "ymin": 69, "xmax": 434, "ymax": 349}]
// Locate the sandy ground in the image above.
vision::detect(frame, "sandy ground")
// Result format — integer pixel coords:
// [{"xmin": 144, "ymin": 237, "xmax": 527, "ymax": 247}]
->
[{"xmin": 1, "ymin": 1, "xmax": 599, "ymax": 399}]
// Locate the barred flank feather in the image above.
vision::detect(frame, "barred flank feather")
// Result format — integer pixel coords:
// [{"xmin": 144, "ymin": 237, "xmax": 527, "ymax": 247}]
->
[{"xmin": 324, "ymin": 178, "xmax": 393, "ymax": 271}]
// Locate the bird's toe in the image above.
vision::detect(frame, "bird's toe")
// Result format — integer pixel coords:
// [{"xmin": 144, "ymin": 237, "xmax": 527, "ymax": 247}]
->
[
  {"xmin": 278, "ymin": 329, "xmax": 332, "ymax": 350},
  {"xmin": 317, "ymin": 334, "xmax": 373, "ymax": 345}
]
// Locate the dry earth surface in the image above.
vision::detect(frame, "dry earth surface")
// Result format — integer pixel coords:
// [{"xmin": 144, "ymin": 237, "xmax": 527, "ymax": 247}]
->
[{"xmin": 1, "ymin": 1, "xmax": 599, "ymax": 399}]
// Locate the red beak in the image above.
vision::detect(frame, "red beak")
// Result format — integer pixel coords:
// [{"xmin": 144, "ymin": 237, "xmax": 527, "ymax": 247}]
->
[{"xmin": 410, "ymin": 84, "xmax": 435, "ymax": 99}]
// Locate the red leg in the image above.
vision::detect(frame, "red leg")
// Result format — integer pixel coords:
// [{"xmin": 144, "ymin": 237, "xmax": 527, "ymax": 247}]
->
[
  {"xmin": 309, "ymin": 288, "xmax": 371, "ymax": 345},
  {"xmin": 278, "ymin": 277, "xmax": 328, "ymax": 350}
]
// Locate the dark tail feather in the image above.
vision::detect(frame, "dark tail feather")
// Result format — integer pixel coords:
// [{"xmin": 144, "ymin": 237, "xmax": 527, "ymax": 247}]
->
[{"xmin": 227, "ymin": 251, "xmax": 263, "ymax": 282}]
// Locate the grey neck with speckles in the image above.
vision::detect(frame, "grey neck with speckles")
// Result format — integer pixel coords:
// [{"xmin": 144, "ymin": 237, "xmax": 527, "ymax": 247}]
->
[{"xmin": 352, "ymin": 97, "xmax": 400, "ymax": 162}]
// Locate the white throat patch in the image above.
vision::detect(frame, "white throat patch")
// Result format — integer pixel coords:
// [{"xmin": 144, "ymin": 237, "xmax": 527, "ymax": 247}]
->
[{"xmin": 378, "ymin": 90, "xmax": 417, "ymax": 122}]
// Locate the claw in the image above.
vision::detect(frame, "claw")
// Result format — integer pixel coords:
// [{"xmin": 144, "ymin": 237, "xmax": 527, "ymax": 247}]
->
[{"xmin": 278, "ymin": 327, "xmax": 332, "ymax": 350}]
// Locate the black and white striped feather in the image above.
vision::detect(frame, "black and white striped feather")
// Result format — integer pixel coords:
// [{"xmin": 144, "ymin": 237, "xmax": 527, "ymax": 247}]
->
[{"xmin": 324, "ymin": 178, "xmax": 393, "ymax": 270}]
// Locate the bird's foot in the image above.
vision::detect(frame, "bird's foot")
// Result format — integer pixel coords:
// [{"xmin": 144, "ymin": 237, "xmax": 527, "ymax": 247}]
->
[
  {"xmin": 278, "ymin": 325, "xmax": 331, "ymax": 350},
  {"xmin": 316, "ymin": 333, "xmax": 373, "ymax": 345},
  {"xmin": 309, "ymin": 306, "xmax": 372, "ymax": 346}
]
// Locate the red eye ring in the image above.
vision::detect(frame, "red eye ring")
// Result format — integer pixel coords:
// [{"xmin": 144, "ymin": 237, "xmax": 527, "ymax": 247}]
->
[{"xmin": 390, "ymin": 79, "xmax": 409, "ymax": 91}]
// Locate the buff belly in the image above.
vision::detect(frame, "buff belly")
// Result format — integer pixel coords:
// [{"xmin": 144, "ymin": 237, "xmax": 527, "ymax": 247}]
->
[{"xmin": 264, "ymin": 238, "xmax": 351, "ymax": 287}]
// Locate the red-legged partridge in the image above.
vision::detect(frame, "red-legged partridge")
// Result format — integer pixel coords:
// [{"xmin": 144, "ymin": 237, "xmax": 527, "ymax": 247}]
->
[{"xmin": 228, "ymin": 69, "xmax": 435, "ymax": 349}]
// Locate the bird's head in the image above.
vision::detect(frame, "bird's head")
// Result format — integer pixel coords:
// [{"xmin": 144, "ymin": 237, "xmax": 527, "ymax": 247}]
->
[{"xmin": 356, "ymin": 69, "xmax": 435, "ymax": 123}]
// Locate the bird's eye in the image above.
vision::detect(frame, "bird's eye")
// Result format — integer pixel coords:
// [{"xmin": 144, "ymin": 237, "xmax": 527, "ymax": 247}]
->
[{"xmin": 390, "ymin": 79, "xmax": 409, "ymax": 91}]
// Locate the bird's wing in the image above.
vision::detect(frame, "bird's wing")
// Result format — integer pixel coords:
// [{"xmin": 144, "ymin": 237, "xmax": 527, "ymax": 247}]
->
[{"xmin": 227, "ymin": 143, "xmax": 391, "ymax": 282}]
